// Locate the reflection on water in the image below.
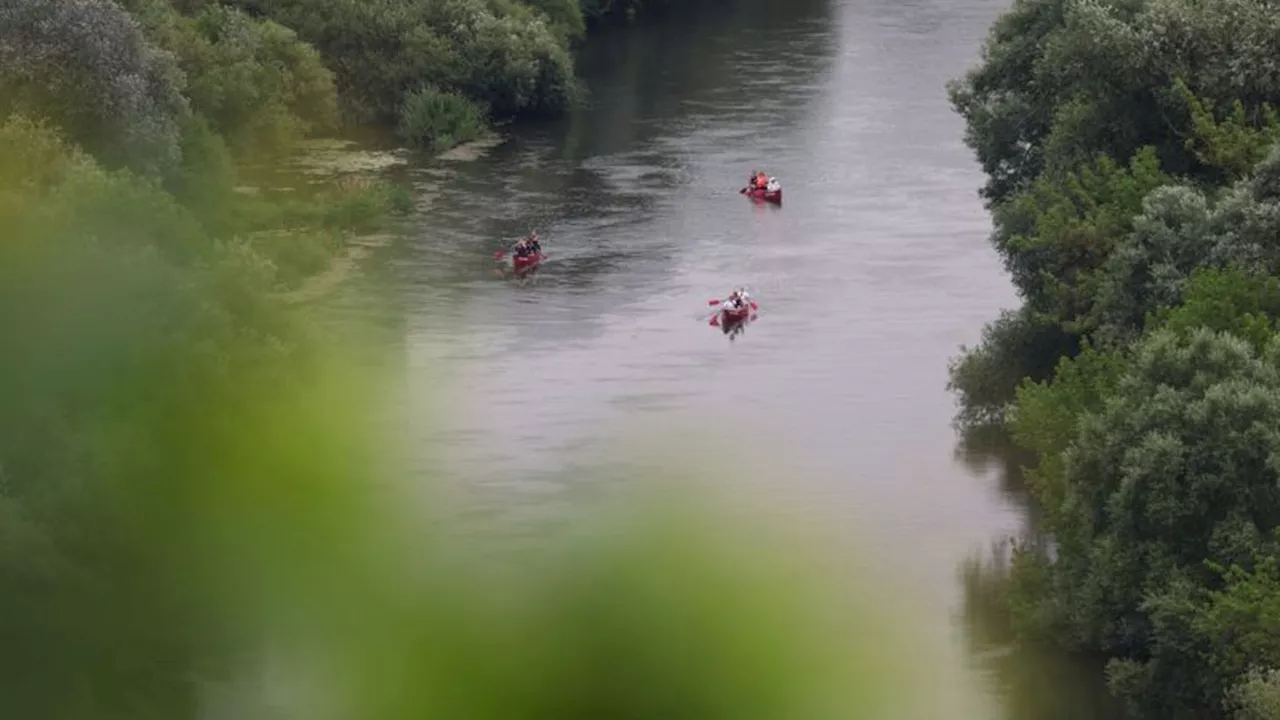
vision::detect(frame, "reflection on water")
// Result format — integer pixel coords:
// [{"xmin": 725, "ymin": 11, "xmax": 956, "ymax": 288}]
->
[
  {"xmin": 955, "ymin": 425, "xmax": 1126, "ymax": 718},
  {"xmin": 315, "ymin": 0, "xmax": 1125, "ymax": 716},
  {"xmin": 959, "ymin": 545, "xmax": 1126, "ymax": 720}
]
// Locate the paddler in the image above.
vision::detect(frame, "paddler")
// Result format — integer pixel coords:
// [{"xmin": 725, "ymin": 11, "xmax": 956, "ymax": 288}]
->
[
  {"xmin": 722, "ymin": 289, "xmax": 747, "ymax": 311},
  {"xmin": 525, "ymin": 230, "xmax": 541, "ymax": 255}
]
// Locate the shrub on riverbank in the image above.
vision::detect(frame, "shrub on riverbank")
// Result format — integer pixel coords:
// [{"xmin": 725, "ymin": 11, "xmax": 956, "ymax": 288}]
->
[
  {"xmin": 5, "ymin": 0, "xmax": 740, "ymax": 154},
  {"xmin": 950, "ymin": 0, "xmax": 1280, "ymax": 716},
  {"xmin": 221, "ymin": 0, "xmax": 578, "ymax": 126},
  {"xmin": 398, "ymin": 87, "xmax": 489, "ymax": 152},
  {"xmin": 0, "ymin": 0, "xmax": 188, "ymax": 178},
  {"xmin": 127, "ymin": 0, "xmax": 339, "ymax": 158}
]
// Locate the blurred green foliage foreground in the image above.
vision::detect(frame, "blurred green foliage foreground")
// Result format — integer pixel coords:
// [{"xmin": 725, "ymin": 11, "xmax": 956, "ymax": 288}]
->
[{"xmin": 0, "ymin": 116, "xmax": 910, "ymax": 720}]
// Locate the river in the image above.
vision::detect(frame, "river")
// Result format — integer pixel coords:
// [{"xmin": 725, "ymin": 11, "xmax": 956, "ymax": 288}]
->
[{"xmin": 313, "ymin": 0, "xmax": 1125, "ymax": 716}]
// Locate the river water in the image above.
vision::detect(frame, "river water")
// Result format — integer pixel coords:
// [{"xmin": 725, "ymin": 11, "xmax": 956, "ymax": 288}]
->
[{"xmin": 317, "ymin": 0, "xmax": 1125, "ymax": 717}]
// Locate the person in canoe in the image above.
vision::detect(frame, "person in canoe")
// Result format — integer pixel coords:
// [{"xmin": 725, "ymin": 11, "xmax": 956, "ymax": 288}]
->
[
  {"xmin": 508, "ymin": 231, "xmax": 540, "ymax": 258},
  {"xmin": 721, "ymin": 288, "xmax": 751, "ymax": 313}
]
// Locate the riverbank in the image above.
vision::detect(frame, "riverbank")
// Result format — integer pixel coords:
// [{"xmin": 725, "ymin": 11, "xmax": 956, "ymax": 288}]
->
[
  {"xmin": 947, "ymin": 0, "xmax": 1280, "ymax": 716},
  {"xmin": 269, "ymin": 134, "xmax": 510, "ymax": 305}
]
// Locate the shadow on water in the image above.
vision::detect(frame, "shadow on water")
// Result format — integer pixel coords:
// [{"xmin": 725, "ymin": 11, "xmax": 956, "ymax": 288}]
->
[
  {"xmin": 954, "ymin": 423, "xmax": 1042, "ymax": 527},
  {"xmin": 954, "ymin": 424, "xmax": 1127, "ymax": 719},
  {"xmin": 958, "ymin": 549, "xmax": 1126, "ymax": 720}
]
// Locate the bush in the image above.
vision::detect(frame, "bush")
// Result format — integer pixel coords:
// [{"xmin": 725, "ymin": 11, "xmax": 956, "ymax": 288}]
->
[
  {"xmin": 127, "ymin": 0, "xmax": 338, "ymax": 158},
  {"xmin": 947, "ymin": 306, "xmax": 1078, "ymax": 428},
  {"xmin": 169, "ymin": 114, "xmax": 241, "ymax": 236},
  {"xmin": 227, "ymin": 0, "xmax": 578, "ymax": 124},
  {"xmin": 1011, "ymin": 328, "xmax": 1280, "ymax": 715},
  {"xmin": 0, "ymin": 118, "xmax": 301, "ymax": 718},
  {"xmin": 0, "ymin": 0, "xmax": 188, "ymax": 178},
  {"xmin": 950, "ymin": 0, "xmax": 1280, "ymax": 207},
  {"xmin": 398, "ymin": 87, "xmax": 489, "ymax": 151},
  {"xmin": 1094, "ymin": 146, "xmax": 1280, "ymax": 344},
  {"xmin": 1229, "ymin": 668, "xmax": 1280, "ymax": 720},
  {"xmin": 990, "ymin": 146, "xmax": 1171, "ymax": 337},
  {"xmin": 251, "ymin": 229, "xmax": 343, "ymax": 289}
]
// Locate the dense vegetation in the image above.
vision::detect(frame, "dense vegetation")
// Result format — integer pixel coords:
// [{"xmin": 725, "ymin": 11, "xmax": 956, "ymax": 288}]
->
[{"xmin": 949, "ymin": 0, "xmax": 1280, "ymax": 716}]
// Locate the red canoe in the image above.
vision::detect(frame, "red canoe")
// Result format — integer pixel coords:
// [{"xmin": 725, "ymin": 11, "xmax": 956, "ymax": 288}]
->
[
  {"xmin": 512, "ymin": 252, "xmax": 544, "ymax": 274},
  {"xmin": 743, "ymin": 186, "xmax": 782, "ymax": 204},
  {"xmin": 720, "ymin": 305, "xmax": 751, "ymax": 324}
]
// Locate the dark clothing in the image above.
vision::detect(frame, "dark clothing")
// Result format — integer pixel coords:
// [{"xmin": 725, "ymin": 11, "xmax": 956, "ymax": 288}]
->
[{"xmin": 514, "ymin": 243, "xmax": 533, "ymax": 258}]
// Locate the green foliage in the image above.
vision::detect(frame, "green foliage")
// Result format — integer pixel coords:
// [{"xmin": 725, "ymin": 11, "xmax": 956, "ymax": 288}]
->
[
  {"xmin": 950, "ymin": 0, "xmax": 1280, "ymax": 207},
  {"xmin": 186, "ymin": 4, "xmax": 338, "ymax": 155},
  {"xmin": 228, "ymin": 0, "xmax": 578, "ymax": 124},
  {"xmin": 993, "ymin": 147, "xmax": 1171, "ymax": 334},
  {"xmin": 948, "ymin": 307, "xmax": 1078, "ymax": 428},
  {"xmin": 169, "ymin": 115, "xmax": 242, "ymax": 235},
  {"xmin": 128, "ymin": 0, "xmax": 338, "ymax": 158},
  {"xmin": 398, "ymin": 86, "xmax": 489, "ymax": 151},
  {"xmin": 0, "ymin": 0, "xmax": 189, "ymax": 178},
  {"xmin": 946, "ymin": 146, "xmax": 1171, "ymax": 428},
  {"xmin": 1152, "ymin": 268, "xmax": 1280, "ymax": 352},
  {"xmin": 0, "ymin": 116, "xmax": 291, "ymax": 719},
  {"xmin": 955, "ymin": 141, "xmax": 1280, "ymax": 427},
  {"xmin": 318, "ymin": 178, "xmax": 410, "ymax": 233},
  {"xmin": 251, "ymin": 229, "xmax": 345, "ymax": 289},
  {"xmin": 1010, "ymin": 343, "xmax": 1127, "ymax": 517},
  {"xmin": 1200, "ymin": 553, "xmax": 1280, "ymax": 698},
  {"xmin": 527, "ymin": 0, "xmax": 585, "ymax": 37},
  {"xmin": 945, "ymin": 0, "xmax": 1072, "ymax": 206},
  {"xmin": 1175, "ymin": 78, "xmax": 1280, "ymax": 184},
  {"xmin": 1229, "ymin": 668, "xmax": 1280, "ymax": 720},
  {"xmin": 1094, "ymin": 146, "xmax": 1280, "ymax": 345},
  {"xmin": 1001, "ymin": 328, "xmax": 1280, "ymax": 716},
  {"xmin": 948, "ymin": 0, "xmax": 1280, "ymax": 431},
  {"xmin": 0, "ymin": 115, "xmax": 96, "ymax": 195},
  {"xmin": 972, "ymin": 144, "xmax": 1280, "ymax": 717}
]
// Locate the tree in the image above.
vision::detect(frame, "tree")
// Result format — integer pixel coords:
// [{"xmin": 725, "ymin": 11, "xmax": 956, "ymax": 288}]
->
[
  {"xmin": 1013, "ymin": 328, "xmax": 1280, "ymax": 715},
  {"xmin": 0, "ymin": 0, "xmax": 188, "ymax": 177},
  {"xmin": 950, "ymin": 0, "xmax": 1280, "ymax": 208},
  {"xmin": 134, "ymin": 1, "xmax": 338, "ymax": 156},
  {"xmin": 1094, "ymin": 145, "xmax": 1280, "ymax": 345}
]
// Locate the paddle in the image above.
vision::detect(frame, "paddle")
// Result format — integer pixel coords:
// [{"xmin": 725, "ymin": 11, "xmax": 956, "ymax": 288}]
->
[{"xmin": 707, "ymin": 298, "xmax": 759, "ymax": 310}]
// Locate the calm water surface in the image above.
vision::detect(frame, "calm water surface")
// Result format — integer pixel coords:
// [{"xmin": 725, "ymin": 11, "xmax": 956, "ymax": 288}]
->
[{"xmin": 321, "ymin": 0, "xmax": 1124, "ymax": 716}]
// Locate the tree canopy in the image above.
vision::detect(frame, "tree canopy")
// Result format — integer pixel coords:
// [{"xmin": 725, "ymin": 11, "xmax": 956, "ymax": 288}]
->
[{"xmin": 952, "ymin": 0, "xmax": 1280, "ymax": 716}]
